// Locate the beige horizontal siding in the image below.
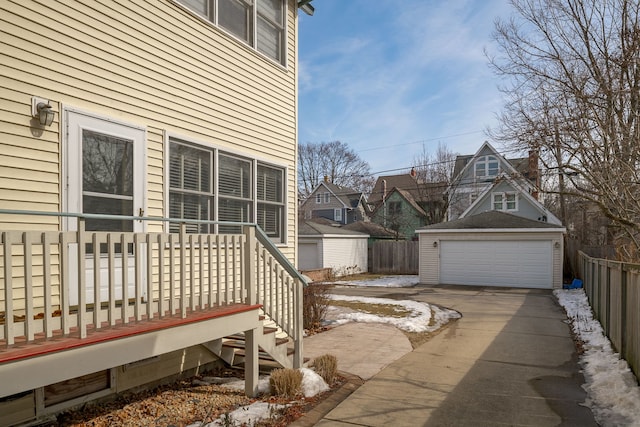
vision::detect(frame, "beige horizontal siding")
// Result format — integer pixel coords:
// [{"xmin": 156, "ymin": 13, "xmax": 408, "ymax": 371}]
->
[{"xmin": 0, "ymin": 0, "xmax": 299, "ymax": 313}]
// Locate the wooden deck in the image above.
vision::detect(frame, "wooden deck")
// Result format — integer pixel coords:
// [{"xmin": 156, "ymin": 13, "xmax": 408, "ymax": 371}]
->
[{"xmin": 0, "ymin": 303, "xmax": 262, "ymax": 399}]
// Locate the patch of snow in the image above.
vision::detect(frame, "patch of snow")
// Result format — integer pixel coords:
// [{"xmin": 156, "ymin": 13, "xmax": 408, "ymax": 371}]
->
[
  {"xmin": 555, "ymin": 289, "xmax": 640, "ymax": 426},
  {"xmin": 333, "ymin": 275, "xmax": 419, "ymax": 287},
  {"xmin": 300, "ymin": 367, "xmax": 330, "ymax": 397},
  {"xmin": 327, "ymin": 294, "xmax": 460, "ymax": 333}
]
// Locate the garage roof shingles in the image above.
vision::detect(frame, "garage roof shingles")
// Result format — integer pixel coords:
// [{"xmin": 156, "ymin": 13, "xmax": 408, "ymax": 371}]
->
[{"xmin": 419, "ymin": 211, "xmax": 565, "ymax": 230}]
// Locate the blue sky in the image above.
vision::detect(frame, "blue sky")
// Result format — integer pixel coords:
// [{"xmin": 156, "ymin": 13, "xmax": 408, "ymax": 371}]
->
[{"xmin": 297, "ymin": 0, "xmax": 514, "ymax": 176}]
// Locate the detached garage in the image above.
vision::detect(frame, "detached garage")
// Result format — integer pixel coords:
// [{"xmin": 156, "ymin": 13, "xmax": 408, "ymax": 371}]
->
[
  {"xmin": 298, "ymin": 220, "xmax": 369, "ymax": 276},
  {"xmin": 417, "ymin": 211, "xmax": 566, "ymax": 289}
]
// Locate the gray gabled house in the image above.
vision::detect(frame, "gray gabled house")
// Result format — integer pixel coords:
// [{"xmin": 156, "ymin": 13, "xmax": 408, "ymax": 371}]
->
[{"xmin": 299, "ymin": 179, "xmax": 369, "ymax": 225}]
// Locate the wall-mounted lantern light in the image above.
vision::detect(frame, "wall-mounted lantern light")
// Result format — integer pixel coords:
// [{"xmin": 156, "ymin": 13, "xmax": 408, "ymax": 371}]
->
[
  {"xmin": 31, "ymin": 96, "xmax": 55, "ymax": 126},
  {"xmin": 433, "ymin": 241, "xmax": 438, "ymax": 248}
]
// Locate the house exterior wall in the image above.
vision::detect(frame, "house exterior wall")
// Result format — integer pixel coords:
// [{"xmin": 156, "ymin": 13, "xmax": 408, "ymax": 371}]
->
[
  {"xmin": 302, "ymin": 189, "xmax": 346, "ymax": 222},
  {"xmin": 448, "ymin": 145, "xmax": 525, "ymax": 221},
  {"xmin": 0, "ymin": 0, "xmax": 300, "ymax": 420},
  {"xmin": 464, "ymin": 180, "xmax": 548, "ymax": 222},
  {"xmin": 371, "ymin": 192, "xmax": 424, "ymax": 240},
  {"xmin": 0, "ymin": 0, "xmax": 298, "ymax": 311},
  {"xmin": 418, "ymin": 230, "xmax": 564, "ymax": 288},
  {"xmin": 0, "ymin": 0, "xmax": 297, "ymax": 238}
]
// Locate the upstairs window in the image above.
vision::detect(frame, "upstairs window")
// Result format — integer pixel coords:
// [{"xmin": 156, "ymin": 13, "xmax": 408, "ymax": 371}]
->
[
  {"xmin": 475, "ymin": 155, "xmax": 499, "ymax": 179},
  {"xmin": 323, "ymin": 192, "xmax": 330, "ymax": 203},
  {"xmin": 492, "ymin": 192, "xmax": 517, "ymax": 211},
  {"xmin": 176, "ymin": 0, "xmax": 286, "ymax": 65},
  {"xmin": 315, "ymin": 193, "xmax": 321, "ymax": 204},
  {"xmin": 388, "ymin": 201, "xmax": 402, "ymax": 216}
]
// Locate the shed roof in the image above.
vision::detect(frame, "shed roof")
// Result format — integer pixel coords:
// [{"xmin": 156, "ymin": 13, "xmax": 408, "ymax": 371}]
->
[
  {"xmin": 299, "ymin": 220, "xmax": 369, "ymax": 236},
  {"xmin": 342, "ymin": 220, "xmax": 396, "ymax": 238}
]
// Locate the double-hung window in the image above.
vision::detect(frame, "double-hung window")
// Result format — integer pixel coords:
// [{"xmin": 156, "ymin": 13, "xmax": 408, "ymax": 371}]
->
[
  {"xmin": 168, "ymin": 138, "xmax": 286, "ymax": 242},
  {"xmin": 176, "ymin": 0, "xmax": 286, "ymax": 65},
  {"xmin": 492, "ymin": 192, "xmax": 517, "ymax": 212},
  {"xmin": 257, "ymin": 164, "xmax": 284, "ymax": 239},
  {"xmin": 169, "ymin": 142, "xmax": 213, "ymax": 234}
]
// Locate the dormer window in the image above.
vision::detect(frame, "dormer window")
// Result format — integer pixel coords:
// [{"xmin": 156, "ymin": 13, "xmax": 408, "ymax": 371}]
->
[{"xmin": 475, "ymin": 155, "xmax": 499, "ymax": 179}]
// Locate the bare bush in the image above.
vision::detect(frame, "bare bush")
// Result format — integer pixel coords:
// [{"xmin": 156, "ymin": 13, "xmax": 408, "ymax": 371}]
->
[
  {"xmin": 311, "ymin": 354, "xmax": 338, "ymax": 384},
  {"xmin": 303, "ymin": 283, "xmax": 334, "ymax": 330},
  {"xmin": 269, "ymin": 368, "xmax": 303, "ymax": 398}
]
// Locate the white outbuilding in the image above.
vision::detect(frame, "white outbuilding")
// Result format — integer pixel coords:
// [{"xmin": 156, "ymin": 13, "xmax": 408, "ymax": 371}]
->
[{"xmin": 298, "ymin": 220, "xmax": 369, "ymax": 276}]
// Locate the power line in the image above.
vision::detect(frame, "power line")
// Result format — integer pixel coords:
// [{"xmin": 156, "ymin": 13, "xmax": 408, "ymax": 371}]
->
[{"xmin": 357, "ymin": 130, "xmax": 486, "ymax": 153}]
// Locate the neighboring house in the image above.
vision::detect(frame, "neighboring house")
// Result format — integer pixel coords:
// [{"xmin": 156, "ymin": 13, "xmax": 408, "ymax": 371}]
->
[
  {"xmin": 298, "ymin": 220, "xmax": 369, "ymax": 276},
  {"xmin": 299, "ymin": 179, "xmax": 369, "ymax": 225},
  {"xmin": 448, "ymin": 142, "xmax": 541, "ymax": 221},
  {"xmin": 0, "ymin": 1, "xmax": 308, "ymax": 424},
  {"xmin": 461, "ymin": 173, "xmax": 561, "ymax": 225},
  {"xmin": 368, "ymin": 172, "xmax": 446, "ymax": 240},
  {"xmin": 417, "ymin": 211, "xmax": 566, "ymax": 289}
]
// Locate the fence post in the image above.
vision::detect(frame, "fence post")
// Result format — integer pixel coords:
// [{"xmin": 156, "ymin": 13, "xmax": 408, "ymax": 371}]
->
[{"xmin": 243, "ymin": 226, "xmax": 257, "ymax": 305}]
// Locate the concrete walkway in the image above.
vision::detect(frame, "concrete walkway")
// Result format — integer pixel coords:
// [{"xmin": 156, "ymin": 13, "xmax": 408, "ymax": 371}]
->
[{"xmin": 306, "ymin": 285, "xmax": 597, "ymax": 427}]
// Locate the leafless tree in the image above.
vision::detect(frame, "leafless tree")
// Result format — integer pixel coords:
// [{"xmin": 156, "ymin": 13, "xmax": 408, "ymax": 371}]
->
[
  {"xmin": 488, "ymin": 0, "xmax": 640, "ymax": 259},
  {"xmin": 412, "ymin": 142, "xmax": 457, "ymax": 223},
  {"xmin": 298, "ymin": 141, "xmax": 375, "ymax": 199}
]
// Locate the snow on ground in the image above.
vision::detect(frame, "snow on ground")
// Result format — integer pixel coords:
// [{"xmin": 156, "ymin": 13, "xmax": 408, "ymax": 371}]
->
[
  {"xmin": 327, "ymin": 294, "xmax": 461, "ymax": 333},
  {"xmin": 192, "ymin": 277, "xmax": 640, "ymax": 426},
  {"xmin": 333, "ymin": 274, "xmax": 419, "ymax": 287},
  {"xmin": 555, "ymin": 289, "xmax": 640, "ymax": 426}
]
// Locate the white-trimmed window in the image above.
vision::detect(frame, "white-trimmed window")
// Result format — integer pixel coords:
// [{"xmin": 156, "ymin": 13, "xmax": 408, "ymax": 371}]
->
[
  {"xmin": 492, "ymin": 192, "xmax": 518, "ymax": 211},
  {"xmin": 169, "ymin": 137, "xmax": 286, "ymax": 242},
  {"xmin": 257, "ymin": 163, "xmax": 284, "ymax": 239},
  {"xmin": 175, "ymin": 0, "xmax": 286, "ymax": 65},
  {"xmin": 334, "ymin": 208, "xmax": 342, "ymax": 222},
  {"xmin": 315, "ymin": 193, "xmax": 321, "ymax": 204},
  {"xmin": 388, "ymin": 201, "xmax": 402, "ymax": 216},
  {"xmin": 323, "ymin": 192, "xmax": 330, "ymax": 203},
  {"xmin": 475, "ymin": 155, "xmax": 499, "ymax": 179}
]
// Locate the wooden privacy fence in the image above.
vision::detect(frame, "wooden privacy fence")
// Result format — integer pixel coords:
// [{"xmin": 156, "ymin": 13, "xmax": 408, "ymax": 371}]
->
[
  {"xmin": 578, "ymin": 251, "xmax": 640, "ymax": 381},
  {"xmin": 370, "ymin": 240, "xmax": 419, "ymax": 274}
]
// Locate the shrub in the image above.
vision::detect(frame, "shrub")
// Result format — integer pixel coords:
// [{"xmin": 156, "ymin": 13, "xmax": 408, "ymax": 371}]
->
[
  {"xmin": 303, "ymin": 282, "xmax": 334, "ymax": 330},
  {"xmin": 269, "ymin": 368, "xmax": 303, "ymax": 398},
  {"xmin": 311, "ymin": 354, "xmax": 338, "ymax": 384}
]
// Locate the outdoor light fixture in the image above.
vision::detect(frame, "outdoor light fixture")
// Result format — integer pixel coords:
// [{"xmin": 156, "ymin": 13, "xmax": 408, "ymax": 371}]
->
[
  {"xmin": 298, "ymin": 0, "xmax": 314, "ymax": 16},
  {"xmin": 31, "ymin": 96, "xmax": 55, "ymax": 127},
  {"xmin": 433, "ymin": 241, "xmax": 438, "ymax": 248}
]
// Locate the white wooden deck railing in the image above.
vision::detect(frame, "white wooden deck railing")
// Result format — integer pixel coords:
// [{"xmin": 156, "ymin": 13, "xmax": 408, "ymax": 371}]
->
[{"xmin": 0, "ymin": 211, "xmax": 304, "ymax": 367}]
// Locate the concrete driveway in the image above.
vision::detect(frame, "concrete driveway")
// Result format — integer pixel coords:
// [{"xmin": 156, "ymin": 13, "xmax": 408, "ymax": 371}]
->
[{"xmin": 311, "ymin": 284, "xmax": 597, "ymax": 427}]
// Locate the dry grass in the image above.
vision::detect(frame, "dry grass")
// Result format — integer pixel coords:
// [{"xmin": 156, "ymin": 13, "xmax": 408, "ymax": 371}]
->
[
  {"xmin": 269, "ymin": 368, "xmax": 303, "ymax": 398},
  {"xmin": 329, "ymin": 300, "xmax": 412, "ymax": 317},
  {"xmin": 311, "ymin": 354, "xmax": 338, "ymax": 384}
]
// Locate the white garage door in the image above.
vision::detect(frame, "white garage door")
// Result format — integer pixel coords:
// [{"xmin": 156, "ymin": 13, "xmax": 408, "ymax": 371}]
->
[
  {"xmin": 440, "ymin": 240, "xmax": 552, "ymax": 288},
  {"xmin": 298, "ymin": 242, "xmax": 320, "ymax": 270}
]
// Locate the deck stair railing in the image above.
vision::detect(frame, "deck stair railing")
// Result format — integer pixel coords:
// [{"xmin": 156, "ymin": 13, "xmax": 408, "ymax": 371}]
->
[{"xmin": 0, "ymin": 210, "xmax": 304, "ymax": 368}]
